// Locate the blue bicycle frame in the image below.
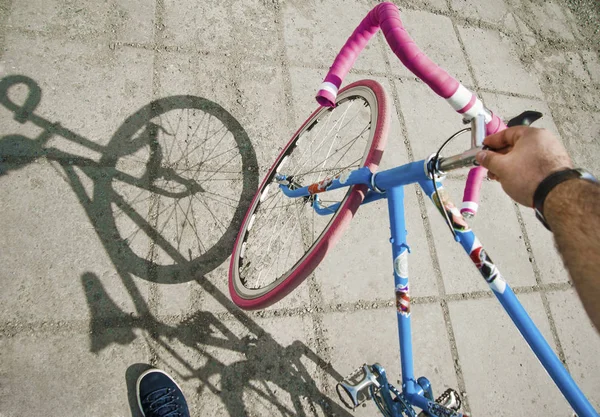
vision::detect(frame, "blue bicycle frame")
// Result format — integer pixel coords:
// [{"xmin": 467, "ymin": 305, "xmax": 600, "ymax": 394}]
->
[{"xmin": 277, "ymin": 160, "xmax": 599, "ymax": 417}]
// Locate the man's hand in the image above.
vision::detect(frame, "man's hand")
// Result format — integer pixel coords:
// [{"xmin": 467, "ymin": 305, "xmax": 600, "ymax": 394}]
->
[
  {"xmin": 476, "ymin": 125, "xmax": 600, "ymax": 331},
  {"xmin": 475, "ymin": 126, "xmax": 573, "ymax": 207}
]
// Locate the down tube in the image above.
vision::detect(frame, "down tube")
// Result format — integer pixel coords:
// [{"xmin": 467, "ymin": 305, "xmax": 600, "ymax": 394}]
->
[
  {"xmin": 419, "ymin": 180, "xmax": 599, "ymax": 417},
  {"xmin": 386, "ymin": 185, "xmax": 416, "ymax": 390}
]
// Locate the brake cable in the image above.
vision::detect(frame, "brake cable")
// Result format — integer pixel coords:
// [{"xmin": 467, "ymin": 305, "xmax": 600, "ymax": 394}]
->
[{"xmin": 427, "ymin": 127, "xmax": 471, "ymax": 239}]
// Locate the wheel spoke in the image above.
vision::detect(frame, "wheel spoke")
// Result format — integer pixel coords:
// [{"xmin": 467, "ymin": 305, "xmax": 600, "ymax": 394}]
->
[
  {"xmin": 258, "ymin": 206, "xmax": 302, "ymax": 289},
  {"xmin": 290, "ymin": 101, "xmax": 355, "ymax": 180},
  {"xmin": 294, "ymin": 101, "xmax": 362, "ymax": 180},
  {"xmin": 236, "ymin": 91, "xmax": 379, "ymax": 293},
  {"xmin": 296, "ymin": 122, "xmax": 368, "ymax": 182}
]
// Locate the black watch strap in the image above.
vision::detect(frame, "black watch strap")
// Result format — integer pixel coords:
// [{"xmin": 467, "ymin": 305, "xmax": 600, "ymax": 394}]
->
[{"xmin": 533, "ymin": 168, "xmax": 599, "ymax": 231}]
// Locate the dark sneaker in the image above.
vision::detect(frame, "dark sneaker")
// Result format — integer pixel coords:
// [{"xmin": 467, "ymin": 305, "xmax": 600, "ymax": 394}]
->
[{"xmin": 136, "ymin": 369, "xmax": 190, "ymax": 417}]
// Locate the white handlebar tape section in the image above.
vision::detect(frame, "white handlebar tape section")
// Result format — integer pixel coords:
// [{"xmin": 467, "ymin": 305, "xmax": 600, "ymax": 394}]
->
[
  {"xmin": 461, "ymin": 201, "xmax": 479, "ymax": 212},
  {"xmin": 463, "ymin": 99, "xmax": 492, "ymax": 122},
  {"xmin": 446, "ymin": 85, "xmax": 492, "ymax": 123},
  {"xmin": 446, "ymin": 84, "xmax": 472, "ymax": 111},
  {"xmin": 319, "ymin": 81, "xmax": 339, "ymax": 97}
]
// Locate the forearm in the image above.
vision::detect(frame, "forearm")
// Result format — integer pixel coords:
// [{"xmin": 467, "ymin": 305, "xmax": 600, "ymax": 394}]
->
[{"xmin": 545, "ymin": 179, "xmax": 600, "ymax": 331}]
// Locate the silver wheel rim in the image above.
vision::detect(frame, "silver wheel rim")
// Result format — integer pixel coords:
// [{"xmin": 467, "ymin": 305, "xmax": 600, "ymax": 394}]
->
[{"xmin": 232, "ymin": 85, "xmax": 380, "ymax": 299}]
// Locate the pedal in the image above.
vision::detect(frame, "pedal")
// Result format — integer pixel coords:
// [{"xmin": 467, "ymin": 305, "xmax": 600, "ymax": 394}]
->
[
  {"xmin": 436, "ymin": 388, "xmax": 461, "ymax": 410},
  {"xmin": 417, "ymin": 388, "xmax": 462, "ymax": 417},
  {"xmin": 336, "ymin": 364, "xmax": 381, "ymax": 409}
]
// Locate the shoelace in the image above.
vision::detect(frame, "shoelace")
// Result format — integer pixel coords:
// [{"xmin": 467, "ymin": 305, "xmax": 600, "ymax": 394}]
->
[{"xmin": 142, "ymin": 387, "xmax": 182, "ymax": 417}]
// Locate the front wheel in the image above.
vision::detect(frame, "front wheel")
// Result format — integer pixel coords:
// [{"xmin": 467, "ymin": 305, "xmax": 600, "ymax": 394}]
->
[{"xmin": 228, "ymin": 80, "xmax": 390, "ymax": 309}]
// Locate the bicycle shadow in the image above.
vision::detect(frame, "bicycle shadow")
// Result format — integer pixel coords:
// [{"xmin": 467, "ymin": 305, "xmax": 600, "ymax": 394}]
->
[
  {"xmin": 0, "ymin": 75, "xmax": 352, "ymax": 417},
  {"xmin": 97, "ymin": 270, "xmax": 351, "ymax": 417},
  {"xmin": 0, "ymin": 74, "xmax": 258, "ymax": 284}
]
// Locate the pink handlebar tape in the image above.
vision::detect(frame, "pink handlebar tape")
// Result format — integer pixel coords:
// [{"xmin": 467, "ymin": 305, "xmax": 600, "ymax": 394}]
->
[
  {"xmin": 316, "ymin": 2, "xmax": 509, "ymax": 217},
  {"xmin": 316, "ymin": 2, "xmax": 459, "ymax": 107}
]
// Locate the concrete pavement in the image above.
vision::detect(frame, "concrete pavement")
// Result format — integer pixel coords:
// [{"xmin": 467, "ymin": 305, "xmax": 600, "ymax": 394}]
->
[{"xmin": 1, "ymin": 0, "xmax": 599, "ymax": 416}]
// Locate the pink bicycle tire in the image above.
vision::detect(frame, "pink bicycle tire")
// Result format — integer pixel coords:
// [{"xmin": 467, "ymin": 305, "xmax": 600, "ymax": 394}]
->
[{"xmin": 229, "ymin": 80, "xmax": 390, "ymax": 310}]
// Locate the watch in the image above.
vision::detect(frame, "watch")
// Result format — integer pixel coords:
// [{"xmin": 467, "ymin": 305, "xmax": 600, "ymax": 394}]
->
[{"xmin": 533, "ymin": 168, "xmax": 599, "ymax": 231}]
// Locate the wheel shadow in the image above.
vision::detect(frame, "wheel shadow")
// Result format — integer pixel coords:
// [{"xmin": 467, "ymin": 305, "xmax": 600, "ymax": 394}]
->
[
  {"xmin": 0, "ymin": 75, "xmax": 353, "ymax": 417},
  {"xmin": 0, "ymin": 74, "xmax": 259, "ymax": 284}
]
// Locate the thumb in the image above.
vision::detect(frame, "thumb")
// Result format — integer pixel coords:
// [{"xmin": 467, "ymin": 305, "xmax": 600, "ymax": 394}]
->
[{"xmin": 476, "ymin": 150, "xmax": 505, "ymax": 174}]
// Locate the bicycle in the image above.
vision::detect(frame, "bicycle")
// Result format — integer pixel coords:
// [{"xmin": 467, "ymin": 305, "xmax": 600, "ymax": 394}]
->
[{"xmin": 228, "ymin": 3, "xmax": 599, "ymax": 417}]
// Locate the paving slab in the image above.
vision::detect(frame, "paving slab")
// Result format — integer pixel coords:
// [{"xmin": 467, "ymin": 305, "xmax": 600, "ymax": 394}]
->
[
  {"xmin": 316, "ymin": 183, "xmax": 440, "ymax": 303},
  {"xmin": 385, "ymin": 9, "xmax": 474, "ymax": 86},
  {"xmin": 532, "ymin": 50, "xmax": 598, "ymax": 110},
  {"xmin": 457, "ymin": 25, "xmax": 543, "ymax": 97},
  {"xmin": 581, "ymin": 50, "xmax": 600, "ymax": 84},
  {"xmin": 148, "ymin": 52, "xmax": 285, "ymax": 296},
  {"xmin": 521, "ymin": 0, "xmax": 579, "ymax": 41},
  {"xmin": 449, "ymin": 293, "xmax": 573, "ymax": 417},
  {"xmin": 547, "ymin": 289, "xmax": 600, "ymax": 411},
  {"xmin": 113, "ymin": 0, "xmax": 157, "ymax": 45},
  {"xmin": 138, "ymin": 100, "xmax": 251, "ymax": 276},
  {"xmin": 395, "ymin": 78, "xmax": 472, "ymax": 161},
  {"xmin": 1, "ymin": 0, "xmax": 600, "ymax": 416},
  {"xmin": 162, "ymin": 0, "xmax": 278, "ymax": 62},
  {"xmin": 200, "ymin": 261, "xmax": 312, "ymax": 314},
  {"xmin": 150, "ymin": 313, "xmax": 332, "ymax": 416},
  {"xmin": 288, "ymin": 66, "xmax": 331, "ymax": 126},
  {"xmin": 283, "ymin": 0, "xmax": 385, "ymax": 72},
  {"xmin": 155, "ymin": 279, "xmax": 199, "ymax": 317},
  {"xmin": 552, "ymin": 108, "xmax": 600, "ymax": 176},
  {"xmin": 518, "ymin": 206, "xmax": 569, "ymax": 285},
  {"xmin": 0, "ymin": 160, "xmax": 153, "ymax": 323},
  {"xmin": 388, "ymin": 0, "xmax": 449, "ymax": 14},
  {"xmin": 6, "ymin": 0, "xmax": 160, "ymax": 45},
  {"xmin": 0, "ymin": 32, "xmax": 154, "ymax": 161},
  {"xmin": 7, "ymin": 0, "xmax": 113, "ymax": 39},
  {"xmin": 480, "ymin": 91, "xmax": 560, "ymax": 138},
  {"xmin": 450, "ymin": 0, "xmax": 518, "ymax": 32},
  {"xmin": 155, "ymin": 50, "xmax": 239, "ymax": 112},
  {"xmin": 234, "ymin": 62, "xmax": 290, "ymax": 175},
  {"xmin": 0, "ymin": 330, "xmax": 149, "ymax": 417}
]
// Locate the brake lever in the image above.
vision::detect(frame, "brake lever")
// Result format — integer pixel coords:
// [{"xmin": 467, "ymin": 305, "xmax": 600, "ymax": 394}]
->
[
  {"xmin": 480, "ymin": 110, "xmax": 543, "ymax": 152},
  {"xmin": 506, "ymin": 110, "xmax": 543, "ymax": 127}
]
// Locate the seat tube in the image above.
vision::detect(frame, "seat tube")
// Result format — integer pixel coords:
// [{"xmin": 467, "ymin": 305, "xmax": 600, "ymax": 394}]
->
[{"xmin": 386, "ymin": 185, "xmax": 415, "ymax": 388}]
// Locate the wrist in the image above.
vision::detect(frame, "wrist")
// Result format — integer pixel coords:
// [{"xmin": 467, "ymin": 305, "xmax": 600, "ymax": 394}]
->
[
  {"xmin": 544, "ymin": 176, "xmax": 600, "ymax": 230},
  {"xmin": 533, "ymin": 168, "xmax": 599, "ymax": 230},
  {"xmin": 544, "ymin": 180, "xmax": 578, "ymax": 221}
]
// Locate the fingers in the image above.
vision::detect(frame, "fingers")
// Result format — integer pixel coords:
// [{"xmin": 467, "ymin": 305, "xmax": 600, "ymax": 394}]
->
[
  {"xmin": 483, "ymin": 126, "xmax": 530, "ymax": 150},
  {"xmin": 476, "ymin": 149, "xmax": 505, "ymax": 176},
  {"xmin": 484, "ymin": 145, "xmax": 511, "ymax": 155}
]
